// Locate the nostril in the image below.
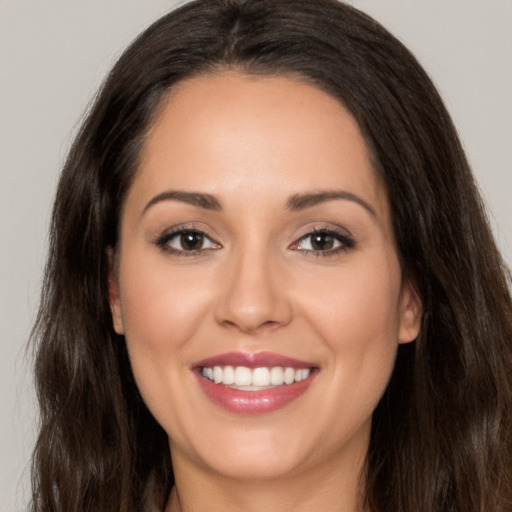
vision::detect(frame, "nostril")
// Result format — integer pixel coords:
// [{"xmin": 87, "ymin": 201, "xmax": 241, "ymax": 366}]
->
[{"xmin": 220, "ymin": 317, "xmax": 282, "ymax": 333}]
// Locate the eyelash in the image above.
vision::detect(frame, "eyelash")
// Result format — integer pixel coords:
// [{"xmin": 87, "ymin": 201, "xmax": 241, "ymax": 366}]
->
[
  {"xmin": 155, "ymin": 227, "xmax": 220, "ymax": 257},
  {"xmin": 293, "ymin": 228, "xmax": 356, "ymax": 255},
  {"xmin": 155, "ymin": 226, "xmax": 356, "ymax": 257}
]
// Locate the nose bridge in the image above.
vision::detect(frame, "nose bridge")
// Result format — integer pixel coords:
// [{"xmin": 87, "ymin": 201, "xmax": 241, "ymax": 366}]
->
[{"xmin": 215, "ymin": 237, "xmax": 291, "ymax": 333}]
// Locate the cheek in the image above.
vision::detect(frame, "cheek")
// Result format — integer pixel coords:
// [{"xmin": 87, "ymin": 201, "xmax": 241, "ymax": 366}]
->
[
  {"xmin": 117, "ymin": 258, "xmax": 216, "ymax": 436},
  {"xmin": 304, "ymin": 253, "xmax": 401, "ymax": 333},
  {"xmin": 120, "ymin": 257, "xmax": 209, "ymax": 348},
  {"xmin": 117, "ymin": 254, "xmax": 215, "ymax": 410},
  {"xmin": 297, "ymin": 254, "xmax": 403, "ymax": 400}
]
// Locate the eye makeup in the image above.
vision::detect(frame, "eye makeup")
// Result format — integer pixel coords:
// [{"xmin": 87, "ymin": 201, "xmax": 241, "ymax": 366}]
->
[
  {"xmin": 155, "ymin": 226, "xmax": 222, "ymax": 257},
  {"xmin": 154, "ymin": 223, "xmax": 356, "ymax": 259},
  {"xmin": 290, "ymin": 227, "xmax": 356, "ymax": 257}
]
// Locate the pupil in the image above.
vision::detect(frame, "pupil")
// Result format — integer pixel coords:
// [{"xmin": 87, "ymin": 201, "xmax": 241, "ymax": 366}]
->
[
  {"xmin": 181, "ymin": 232, "xmax": 203, "ymax": 250},
  {"xmin": 311, "ymin": 233, "xmax": 334, "ymax": 251}
]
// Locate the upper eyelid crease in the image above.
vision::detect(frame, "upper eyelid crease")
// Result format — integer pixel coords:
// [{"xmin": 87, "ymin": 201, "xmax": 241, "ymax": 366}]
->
[
  {"xmin": 155, "ymin": 229, "xmax": 220, "ymax": 255},
  {"xmin": 294, "ymin": 229, "xmax": 355, "ymax": 248},
  {"xmin": 155, "ymin": 226, "xmax": 354, "ymax": 257},
  {"xmin": 157, "ymin": 227, "xmax": 218, "ymax": 243}
]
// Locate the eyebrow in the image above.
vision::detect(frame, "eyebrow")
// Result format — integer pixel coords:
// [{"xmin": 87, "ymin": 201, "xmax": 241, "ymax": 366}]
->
[
  {"xmin": 286, "ymin": 190, "xmax": 377, "ymax": 217},
  {"xmin": 142, "ymin": 190, "xmax": 222, "ymax": 216},
  {"xmin": 141, "ymin": 188, "xmax": 376, "ymax": 218}
]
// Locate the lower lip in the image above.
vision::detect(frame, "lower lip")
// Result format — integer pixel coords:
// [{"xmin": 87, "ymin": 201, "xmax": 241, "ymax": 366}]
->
[{"xmin": 195, "ymin": 371, "xmax": 316, "ymax": 415}]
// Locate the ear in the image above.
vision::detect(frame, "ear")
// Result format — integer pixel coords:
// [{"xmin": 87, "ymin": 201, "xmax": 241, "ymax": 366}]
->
[
  {"xmin": 107, "ymin": 247, "xmax": 124, "ymax": 335},
  {"xmin": 398, "ymin": 278, "xmax": 422, "ymax": 344}
]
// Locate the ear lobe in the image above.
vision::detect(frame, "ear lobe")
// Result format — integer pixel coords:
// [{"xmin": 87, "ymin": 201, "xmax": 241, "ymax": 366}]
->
[
  {"xmin": 107, "ymin": 247, "xmax": 124, "ymax": 335},
  {"xmin": 398, "ymin": 279, "xmax": 422, "ymax": 344}
]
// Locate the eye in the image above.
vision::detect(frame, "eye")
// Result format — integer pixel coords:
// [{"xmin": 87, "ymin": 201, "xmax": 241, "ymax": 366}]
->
[
  {"xmin": 291, "ymin": 229, "xmax": 355, "ymax": 255},
  {"xmin": 156, "ymin": 229, "xmax": 220, "ymax": 254}
]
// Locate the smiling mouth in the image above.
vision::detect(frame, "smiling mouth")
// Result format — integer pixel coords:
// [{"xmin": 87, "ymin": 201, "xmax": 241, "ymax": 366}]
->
[
  {"xmin": 193, "ymin": 351, "xmax": 318, "ymax": 414},
  {"xmin": 200, "ymin": 365, "xmax": 312, "ymax": 390}
]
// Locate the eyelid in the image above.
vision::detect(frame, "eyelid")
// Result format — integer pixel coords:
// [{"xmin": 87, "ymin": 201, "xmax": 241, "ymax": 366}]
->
[
  {"xmin": 289, "ymin": 226, "xmax": 356, "ymax": 255},
  {"xmin": 155, "ymin": 224, "xmax": 222, "ymax": 256},
  {"xmin": 153, "ymin": 223, "xmax": 355, "ymax": 257}
]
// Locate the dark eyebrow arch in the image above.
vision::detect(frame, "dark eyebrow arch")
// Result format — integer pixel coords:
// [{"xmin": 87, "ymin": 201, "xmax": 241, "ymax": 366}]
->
[
  {"xmin": 286, "ymin": 190, "xmax": 377, "ymax": 217},
  {"xmin": 142, "ymin": 190, "xmax": 222, "ymax": 216}
]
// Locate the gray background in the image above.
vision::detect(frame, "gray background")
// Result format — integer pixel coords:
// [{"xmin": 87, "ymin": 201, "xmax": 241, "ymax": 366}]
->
[{"xmin": 1, "ymin": 1, "xmax": 510, "ymax": 510}]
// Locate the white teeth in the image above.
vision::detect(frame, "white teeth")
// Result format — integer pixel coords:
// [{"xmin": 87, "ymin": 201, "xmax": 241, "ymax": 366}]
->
[
  {"xmin": 202, "ymin": 365, "xmax": 312, "ymax": 388},
  {"xmin": 284, "ymin": 367, "xmax": 296, "ymax": 384},
  {"xmin": 252, "ymin": 367, "xmax": 270, "ymax": 386},
  {"xmin": 222, "ymin": 365, "xmax": 235, "ymax": 385},
  {"xmin": 295, "ymin": 368, "xmax": 311, "ymax": 382},
  {"xmin": 213, "ymin": 366, "xmax": 223, "ymax": 384},
  {"xmin": 270, "ymin": 367, "xmax": 285, "ymax": 385},
  {"xmin": 234, "ymin": 366, "xmax": 252, "ymax": 386}
]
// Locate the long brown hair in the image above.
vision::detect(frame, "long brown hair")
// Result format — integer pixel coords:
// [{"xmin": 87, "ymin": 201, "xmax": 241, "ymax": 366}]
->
[{"xmin": 30, "ymin": 1, "xmax": 512, "ymax": 511}]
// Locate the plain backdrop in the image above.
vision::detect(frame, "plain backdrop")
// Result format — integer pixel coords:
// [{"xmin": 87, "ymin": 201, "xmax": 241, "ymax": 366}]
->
[{"xmin": 1, "ymin": 1, "xmax": 510, "ymax": 510}]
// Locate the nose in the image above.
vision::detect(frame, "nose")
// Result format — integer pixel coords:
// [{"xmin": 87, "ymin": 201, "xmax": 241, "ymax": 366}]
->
[{"xmin": 214, "ymin": 246, "xmax": 293, "ymax": 334}]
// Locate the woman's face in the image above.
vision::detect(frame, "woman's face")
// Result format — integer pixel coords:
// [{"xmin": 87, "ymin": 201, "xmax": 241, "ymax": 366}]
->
[{"xmin": 109, "ymin": 72, "xmax": 421, "ymax": 482}]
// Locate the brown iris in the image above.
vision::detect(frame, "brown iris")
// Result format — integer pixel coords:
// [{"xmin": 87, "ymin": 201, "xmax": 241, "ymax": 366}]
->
[
  {"xmin": 180, "ymin": 232, "xmax": 204, "ymax": 250},
  {"xmin": 310, "ymin": 233, "xmax": 335, "ymax": 251}
]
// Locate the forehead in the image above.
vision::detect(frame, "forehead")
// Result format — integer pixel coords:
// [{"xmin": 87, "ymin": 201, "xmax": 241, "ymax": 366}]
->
[{"xmin": 131, "ymin": 71, "xmax": 388, "ymax": 220}]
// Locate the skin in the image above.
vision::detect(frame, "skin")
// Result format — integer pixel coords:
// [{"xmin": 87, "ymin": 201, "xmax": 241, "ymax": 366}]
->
[{"xmin": 109, "ymin": 72, "xmax": 422, "ymax": 512}]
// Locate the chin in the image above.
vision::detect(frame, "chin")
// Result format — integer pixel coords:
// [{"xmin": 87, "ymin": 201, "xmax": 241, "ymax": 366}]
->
[
  {"xmin": 171, "ymin": 423, "xmax": 314, "ymax": 481},
  {"xmin": 204, "ymin": 450, "xmax": 308, "ymax": 482}
]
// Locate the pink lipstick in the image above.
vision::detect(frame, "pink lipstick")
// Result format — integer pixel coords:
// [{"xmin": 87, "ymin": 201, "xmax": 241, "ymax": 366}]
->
[{"xmin": 193, "ymin": 352, "xmax": 317, "ymax": 415}]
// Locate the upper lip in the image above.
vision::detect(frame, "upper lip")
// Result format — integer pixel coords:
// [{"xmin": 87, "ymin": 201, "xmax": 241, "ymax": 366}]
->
[{"xmin": 193, "ymin": 351, "xmax": 316, "ymax": 369}]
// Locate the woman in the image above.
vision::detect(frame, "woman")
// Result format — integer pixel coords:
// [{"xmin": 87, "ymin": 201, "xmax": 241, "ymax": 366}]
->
[{"xmin": 30, "ymin": 0, "xmax": 512, "ymax": 511}]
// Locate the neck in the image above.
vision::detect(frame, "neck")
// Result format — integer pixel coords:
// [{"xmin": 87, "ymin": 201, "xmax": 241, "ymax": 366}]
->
[{"xmin": 165, "ymin": 447, "xmax": 369, "ymax": 512}]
